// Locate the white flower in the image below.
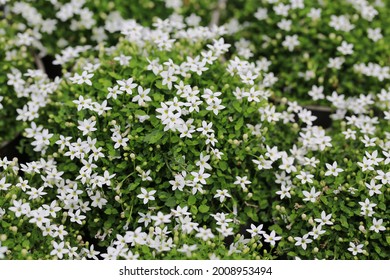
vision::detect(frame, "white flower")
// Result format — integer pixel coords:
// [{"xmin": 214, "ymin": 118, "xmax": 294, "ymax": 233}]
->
[
  {"xmin": 9, "ymin": 199, "xmax": 30, "ymax": 218},
  {"xmin": 367, "ymin": 28, "xmax": 383, "ymax": 42},
  {"xmin": 375, "ymin": 170, "xmax": 390, "ymax": 184},
  {"xmin": 0, "ymin": 241, "xmax": 7, "ymax": 259},
  {"xmin": 282, "ymin": 35, "xmax": 300, "ymax": 51},
  {"xmin": 107, "ymin": 85, "xmax": 123, "ymax": 99},
  {"xmin": 296, "ymin": 171, "xmax": 314, "ymax": 184},
  {"xmin": 50, "ymin": 241, "xmax": 69, "ymax": 259},
  {"xmin": 309, "ymin": 225, "xmax": 326, "ymax": 239},
  {"xmin": 114, "ymin": 54, "xmax": 132, "ymax": 66},
  {"xmin": 254, "ymin": 8, "xmax": 268, "ymax": 20},
  {"xmin": 278, "ymin": 156, "xmax": 297, "ymax": 173},
  {"xmin": 342, "ymin": 129, "xmax": 356, "ymax": 140},
  {"xmin": 77, "ymin": 118, "xmax": 97, "ymax": 136},
  {"xmin": 246, "ymin": 224, "xmax": 265, "ymax": 238},
  {"xmin": 357, "ymin": 157, "xmax": 374, "ymax": 172},
  {"xmin": 195, "ymin": 228, "xmax": 215, "ymax": 241},
  {"xmin": 359, "ymin": 198, "xmax": 377, "ymax": 216},
  {"xmin": 337, "ymin": 41, "xmax": 354, "ymax": 55},
  {"xmin": 132, "ymin": 86, "xmax": 151, "ymax": 107},
  {"xmin": 0, "ymin": 177, "xmax": 11, "ymax": 191},
  {"xmin": 365, "ymin": 179, "xmax": 382, "ymax": 196},
  {"xmin": 91, "ymin": 192, "xmax": 108, "ymax": 209},
  {"xmin": 253, "ymin": 156, "xmax": 273, "ymax": 170},
  {"xmin": 139, "ymin": 170, "xmax": 152, "ymax": 182},
  {"xmin": 369, "ymin": 218, "xmax": 386, "ymax": 233},
  {"xmin": 361, "ymin": 135, "xmax": 377, "ymax": 147},
  {"xmin": 197, "ymin": 121, "xmax": 214, "ymax": 136},
  {"xmin": 234, "ymin": 176, "xmax": 251, "ymax": 191},
  {"xmin": 196, "ymin": 153, "xmax": 212, "ymax": 172},
  {"xmin": 263, "ymin": 230, "xmax": 282, "ymax": 246},
  {"xmin": 160, "ymin": 68, "xmax": 177, "ymax": 90},
  {"xmin": 348, "ymin": 242, "xmax": 364, "ymax": 256},
  {"xmin": 314, "ymin": 211, "xmax": 333, "ymax": 226},
  {"xmin": 191, "ymin": 170, "xmax": 210, "ymax": 185},
  {"xmin": 73, "ymin": 95, "xmax": 92, "ymax": 111},
  {"xmin": 328, "ymin": 57, "xmax": 345, "ymax": 69},
  {"xmin": 177, "ymin": 244, "xmax": 197, "ymax": 257},
  {"xmin": 302, "ymin": 187, "xmax": 321, "ymax": 203},
  {"xmin": 308, "ymin": 85, "xmax": 324, "ymax": 100},
  {"xmin": 68, "ymin": 209, "xmax": 86, "ymax": 225},
  {"xmin": 325, "ymin": 161, "xmax": 343, "ymax": 176},
  {"xmin": 214, "ymin": 189, "xmax": 231, "ymax": 203},
  {"xmin": 216, "ymin": 225, "xmax": 234, "ymax": 237},
  {"xmin": 117, "ymin": 78, "xmax": 137, "ymax": 94},
  {"xmin": 137, "ymin": 188, "xmax": 156, "ymax": 204},
  {"xmin": 70, "ymin": 71, "xmax": 94, "ymax": 86},
  {"xmin": 308, "ymin": 8, "xmax": 321, "ymax": 20},
  {"xmin": 276, "ymin": 184, "xmax": 291, "ymax": 199},
  {"xmin": 294, "ymin": 234, "xmax": 312, "ymax": 250},
  {"xmin": 151, "ymin": 211, "xmax": 172, "ymax": 226}
]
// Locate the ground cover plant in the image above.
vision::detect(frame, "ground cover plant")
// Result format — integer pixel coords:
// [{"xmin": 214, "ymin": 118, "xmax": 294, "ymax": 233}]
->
[
  {"xmin": 0, "ymin": 0, "xmax": 388, "ymax": 260},
  {"xmin": 1, "ymin": 17, "xmax": 283, "ymax": 260},
  {"xmin": 0, "ymin": 18, "xmax": 35, "ymax": 146},
  {"xmin": 219, "ymin": 0, "xmax": 390, "ymax": 105},
  {"xmin": 0, "ymin": 0, "xmax": 222, "ymax": 145},
  {"xmin": 5, "ymin": 0, "xmax": 220, "ymax": 55}
]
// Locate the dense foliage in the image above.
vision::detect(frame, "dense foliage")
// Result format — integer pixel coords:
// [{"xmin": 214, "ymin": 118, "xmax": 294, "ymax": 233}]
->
[{"xmin": 0, "ymin": 0, "xmax": 388, "ymax": 260}]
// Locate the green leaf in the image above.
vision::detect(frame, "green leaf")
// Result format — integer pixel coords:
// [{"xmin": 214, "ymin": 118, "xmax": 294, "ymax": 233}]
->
[
  {"xmin": 232, "ymin": 100, "xmax": 242, "ymax": 113},
  {"xmin": 98, "ymin": 78, "xmax": 112, "ymax": 88},
  {"xmin": 219, "ymin": 161, "xmax": 228, "ymax": 171},
  {"xmin": 141, "ymin": 245, "xmax": 150, "ymax": 255},
  {"xmin": 340, "ymin": 215, "xmax": 349, "ymax": 228},
  {"xmin": 259, "ymin": 199, "xmax": 269, "ymax": 209},
  {"xmin": 244, "ymin": 207, "xmax": 259, "ymax": 222},
  {"xmin": 188, "ymin": 195, "xmax": 197, "ymax": 205},
  {"xmin": 104, "ymin": 220, "xmax": 113, "ymax": 229},
  {"xmin": 269, "ymin": 224, "xmax": 283, "ymax": 234},
  {"xmin": 143, "ymin": 129, "xmax": 164, "ymax": 144},
  {"xmin": 109, "ymin": 72, "xmax": 122, "ymax": 79},
  {"xmin": 116, "ymin": 161, "xmax": 127, "ymax": 171},
  {"xmin": 135, "ymin": 109, "xmax": 147, "ymax": 116},
  {"xmin": 22, "ymin": 240, "xmax": 30, "ymax": 248},
  {"xmin": 154, "ymin": 93, "xmax": 164, "ymax": 102},
  {"xmin": 287, "ymin": 251, "xmax": 296, "ymax": 257},
  {"xmin": 378, "ymin": 202, "xmax": 386, "ymax": 210},
  {"xmin": 129, "ymin": 182, "xmax": 139, "ymax": 191},
  {"xmin": 235, "ymin": 117, "xmax": 244, "ymax": 131},
  {"xmin": 320, "ymin": 196, "xmax": 328, "ymax": 205},
  {"xmin": 198, "ymin": 205, "xmax": 209, "ymax": 213},
  {"xmin": 165, "ymin": 196, "xmax": 176, "ymax": 208},
  {"xmin": 191, "ymin": 205, "xmax": 198, "ymax": 215},
  {"xmin": 155, "ymin": 80, "xmax": 164, "ymax": 89}
]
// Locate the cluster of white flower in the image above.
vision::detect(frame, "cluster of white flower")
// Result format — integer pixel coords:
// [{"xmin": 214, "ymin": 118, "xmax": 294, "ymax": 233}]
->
[
  {"xmin": 0, "ymin": 0, "xmax": 388, "ymax": 261},
  {"xmin": 354, "ymin": 62, "xmax": 390, "ymax": 81}
]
